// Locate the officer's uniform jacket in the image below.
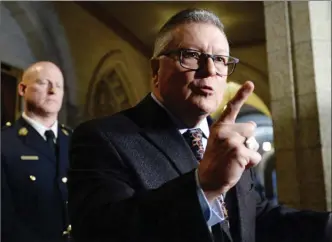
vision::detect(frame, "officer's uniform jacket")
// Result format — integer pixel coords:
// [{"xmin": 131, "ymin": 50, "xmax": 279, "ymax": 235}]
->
[{"xmin": 1, "ymin": 116, "xmax": 72, "ymax": 242}]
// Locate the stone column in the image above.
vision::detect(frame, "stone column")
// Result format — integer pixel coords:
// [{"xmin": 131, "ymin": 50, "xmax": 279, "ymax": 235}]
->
[{"xmin": 264, "ymin": 1, "xmax": 331, "ymax": 211}]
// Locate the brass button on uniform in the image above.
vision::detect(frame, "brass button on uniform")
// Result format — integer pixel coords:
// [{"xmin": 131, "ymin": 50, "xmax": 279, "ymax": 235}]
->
[
  {"xmin": 63, "ymin": 224, "xmax": 71, "ymax": 235},
  {"xmin": 62, "ymin": 177, "xmax": 68, "ymax": 183},
  {"xmin": 29, "ymin": 175, "xmax": 36, "ymax": 181}
]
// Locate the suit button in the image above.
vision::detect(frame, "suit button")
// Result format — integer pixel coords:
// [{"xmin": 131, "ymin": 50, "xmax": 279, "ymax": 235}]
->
[
  {"xmin": 29, "ymin": 175, "xmax": 36, "ymax": 181},
  {"xmin": 62, "ymin": 177, "xmax": 68, "ymax": 183}
]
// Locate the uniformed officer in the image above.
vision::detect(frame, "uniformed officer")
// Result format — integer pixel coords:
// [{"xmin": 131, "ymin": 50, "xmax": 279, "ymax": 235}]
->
[{"xmin": 1, "ymin": 61, "xmax": 72, "ymax": 242}]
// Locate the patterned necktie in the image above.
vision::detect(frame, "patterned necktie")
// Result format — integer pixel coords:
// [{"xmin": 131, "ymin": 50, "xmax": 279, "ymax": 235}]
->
[{"xmin": 182, "ymin": 128, "xmax": 204, "ymax": 161}]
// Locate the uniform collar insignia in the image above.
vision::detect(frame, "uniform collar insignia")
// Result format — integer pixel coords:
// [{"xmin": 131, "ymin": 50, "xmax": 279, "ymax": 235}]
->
[{"xmin": 18, "ymin": 127, "xmax": 28, "ymax": 136}]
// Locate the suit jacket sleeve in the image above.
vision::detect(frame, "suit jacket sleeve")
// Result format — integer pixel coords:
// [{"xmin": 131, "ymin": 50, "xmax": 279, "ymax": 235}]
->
[
  {"xmin": 253, "ymin": 169, "xmax": 331, "ymax": 242},
  {"xmin": 68, "ymin": 121, "xmax": 212, "ymax": 242}
]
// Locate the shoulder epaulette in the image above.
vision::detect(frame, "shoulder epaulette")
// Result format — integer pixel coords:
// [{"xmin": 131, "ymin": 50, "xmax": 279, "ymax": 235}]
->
[
  {"xmin": 60, "ymin": 124, "xmax": 72, "ymax": 131},
  {"xmin": 60, "ymin": 124, "xmax": 73, "ymax": 135}
]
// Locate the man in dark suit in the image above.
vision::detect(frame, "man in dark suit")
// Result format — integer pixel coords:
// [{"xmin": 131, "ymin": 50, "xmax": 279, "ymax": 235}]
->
[
  {"xmin": 2, "ymin": 61, "xmax": 72, "ymax": 242},
  {"xmin": 68, "ymin": 9, "xmax": 331, "ymax": 242}
]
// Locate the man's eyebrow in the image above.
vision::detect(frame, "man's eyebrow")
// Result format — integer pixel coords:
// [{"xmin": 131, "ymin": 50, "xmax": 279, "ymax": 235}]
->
[
  {"xmin": 177, "ymin": 45, "xmax": 229, "ymax": 54},
  {"xmin": 214, "ymin": 48, "xmax": 230, "ymax": 55}
]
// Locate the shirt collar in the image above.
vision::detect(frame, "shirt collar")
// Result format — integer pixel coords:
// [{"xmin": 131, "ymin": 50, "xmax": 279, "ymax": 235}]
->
[
  {"xmin": 22, "ymin": 112, "xmax": 58, "ymax": 140},
  {"xmin": 150, "ymin": 93, "xmax": 210, "ymax": 138}
]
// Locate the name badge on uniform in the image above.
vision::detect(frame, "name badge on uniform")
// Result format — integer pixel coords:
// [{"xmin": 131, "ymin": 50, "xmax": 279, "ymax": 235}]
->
[{"xmin": 21, "ymin": 155, "xmax": 39, "ymax": 160}]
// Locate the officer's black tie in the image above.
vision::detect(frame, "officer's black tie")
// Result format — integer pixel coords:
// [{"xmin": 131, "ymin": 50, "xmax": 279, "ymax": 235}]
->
[{"xmin": 45, "ymin": 130, "xmax": 56, "ymax": 156}]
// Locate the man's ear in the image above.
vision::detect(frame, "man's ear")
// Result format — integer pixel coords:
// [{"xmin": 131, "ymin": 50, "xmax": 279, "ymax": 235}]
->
[
  {"xmin": 150, "ymin": 58, "xmax": 160, "ymax": 87},
  {"xmin": 150, "ymin": 58, "xmax": 160, "ymax": 77},
  {"xmin": 18, "ymin": 82, "xmax": 26, "ymax": 96}
]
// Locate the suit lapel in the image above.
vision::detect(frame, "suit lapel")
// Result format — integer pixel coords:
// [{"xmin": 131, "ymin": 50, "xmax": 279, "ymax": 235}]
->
[
  {"xmin": 225, "ymin": 170, "xmax": 255, "ymax": 242},
  {"xmin": 133, "ymin": 95, "xmax": 198, "ymax": 175},
  {"xmin": 224, "ymin": 186, "xmax": 240, "ymax": 242},
  {"xmin": 17, "ymin": 117, "xmax": 56, "ymax": 162},
  {"xmin": 142, "ymin": 127, "xmax": 198, "ymax": 174},
  {"xmin": 234, "ymin": 171, "xmax": 256, "ymax": 242},
  {"xmin": 235, "ymin": 185, "xmax": 246, "ymax": 242}
]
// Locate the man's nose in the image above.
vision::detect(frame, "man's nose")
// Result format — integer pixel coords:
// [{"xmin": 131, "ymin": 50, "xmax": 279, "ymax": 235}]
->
[
  {"xmin": 48, "ymin": 86, "xmax": 56, "ymax": 94},
  {"xmin": 195, "ymin": 56, "xmax": 218, "ymax": 78},
  {"xmin": 205, "ymin": 57, "xmax": 217, "ymax": 75},
  {"xmin": 197, "ymin": 57, "xmax": 217, "ymax": 77}
]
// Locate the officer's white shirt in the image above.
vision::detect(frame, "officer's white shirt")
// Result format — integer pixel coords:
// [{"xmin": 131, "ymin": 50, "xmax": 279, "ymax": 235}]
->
[{"xmin": 22, "ymin": 112, "xmax": 58, "ymax": 143}]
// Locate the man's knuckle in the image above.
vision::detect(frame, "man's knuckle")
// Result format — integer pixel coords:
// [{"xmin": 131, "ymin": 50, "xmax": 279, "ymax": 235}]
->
[
  {"xmin": 232, "ymin": 144, "xmax": 243, "ymax": 154},
  {"xmin": 226, "ymin": 101, "xmax": 235, "ymax": 112},
  {"xmin": 248, "ymin": 123, "xmax": 256, "ymax": 132},
  {"xmin": 216, "ymin": 128, "xmax": 227, "ymax": 139}
]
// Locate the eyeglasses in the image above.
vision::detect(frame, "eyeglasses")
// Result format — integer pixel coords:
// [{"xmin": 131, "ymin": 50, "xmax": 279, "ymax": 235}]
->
[{"xmin": 158, "ymin": 48, "xmax": 239, "ymax": 76}]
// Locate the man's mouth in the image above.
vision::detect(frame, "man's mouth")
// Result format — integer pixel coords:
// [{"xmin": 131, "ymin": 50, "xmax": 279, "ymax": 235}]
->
[{"xmin": 193, "ymin": 85, "xmax": 214, "ymax": 95}]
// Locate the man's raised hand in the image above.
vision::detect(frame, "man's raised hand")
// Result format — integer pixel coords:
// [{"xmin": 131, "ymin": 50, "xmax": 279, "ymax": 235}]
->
[{"xmin": 198, "ymin": 81, "xmax": 262, "ymax": 201}]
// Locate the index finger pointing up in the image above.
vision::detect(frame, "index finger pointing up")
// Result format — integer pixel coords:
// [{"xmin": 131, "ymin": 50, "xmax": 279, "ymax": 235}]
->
[{"xmin": 217, "ymin": 81, "xmax": 255, "ymax": 123}]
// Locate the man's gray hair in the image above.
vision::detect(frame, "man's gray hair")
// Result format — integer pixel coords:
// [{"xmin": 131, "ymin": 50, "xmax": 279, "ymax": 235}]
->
[{"xmin": 152, "ymin": 8, "xmax": 225, "ymax": 58}]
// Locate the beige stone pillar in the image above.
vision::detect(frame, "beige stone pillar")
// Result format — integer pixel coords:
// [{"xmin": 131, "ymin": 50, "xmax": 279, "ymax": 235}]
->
[{"xmin": 264, "ymin": 1, "xmax": 331, "ymax": 211}]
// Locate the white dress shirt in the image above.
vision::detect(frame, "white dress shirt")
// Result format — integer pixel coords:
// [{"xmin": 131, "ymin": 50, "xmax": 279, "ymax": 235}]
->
[{"xmin": 22, "ymin": 112, "xmax": 58, "ymax": 143}]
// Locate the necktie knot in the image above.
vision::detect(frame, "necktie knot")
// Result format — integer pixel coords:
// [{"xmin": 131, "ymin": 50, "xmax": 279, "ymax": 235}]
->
[
  {"xmin": 45, "ymin": 130, "xmax": 55, "ymax": 141},
  {"xmin": 182, "ymin": 128, "xmax": 204, "ymax": 161}
]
